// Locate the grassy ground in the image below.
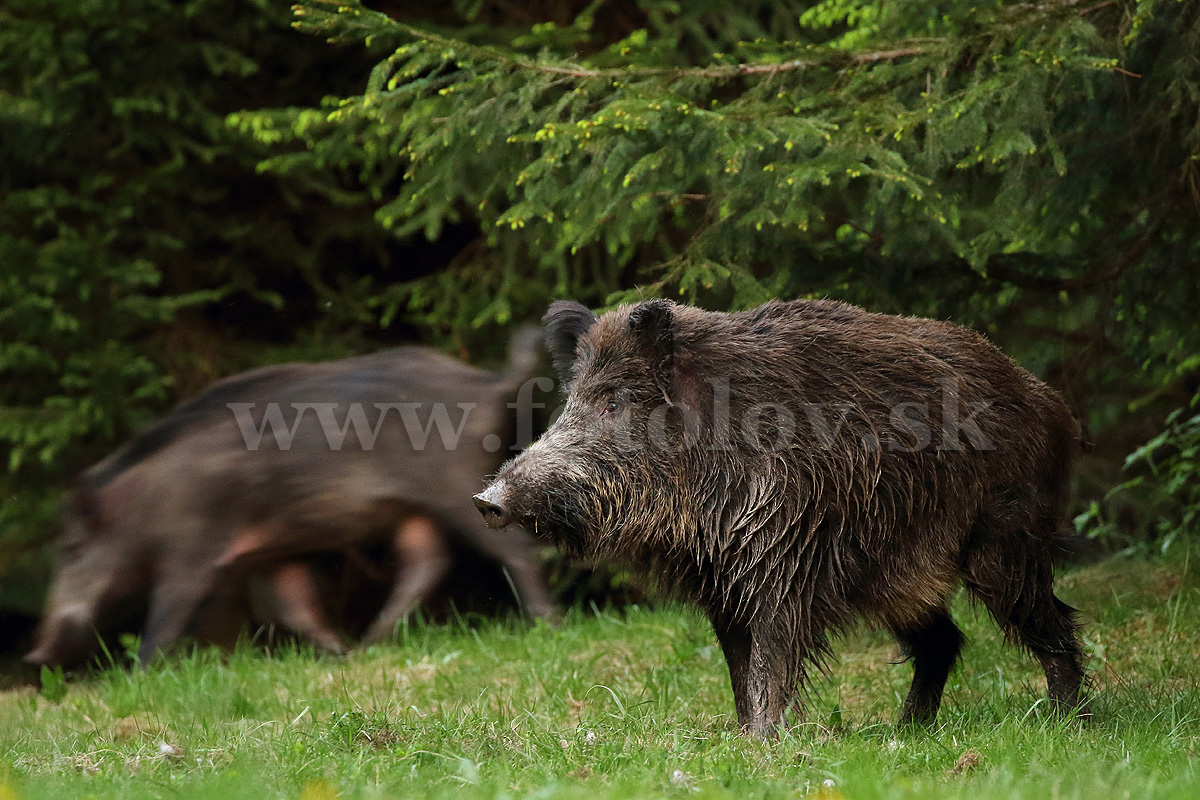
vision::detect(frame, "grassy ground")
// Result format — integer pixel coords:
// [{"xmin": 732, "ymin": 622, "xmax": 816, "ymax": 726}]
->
[{"xmin": 1, "ymin": 550, "xmax": 1198, "ymax": 800}]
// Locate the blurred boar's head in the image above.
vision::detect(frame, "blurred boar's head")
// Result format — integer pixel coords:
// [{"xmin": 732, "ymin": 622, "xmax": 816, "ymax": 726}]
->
[
  {"xmin": 475, "ymin": 299, "xmax": 696, "ymax": 561},
  {"xmin": 25, "ymin": 480, "xmax": 152, "ymax": 667}
]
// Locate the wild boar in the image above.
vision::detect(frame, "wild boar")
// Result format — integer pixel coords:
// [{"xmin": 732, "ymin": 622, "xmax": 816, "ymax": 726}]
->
[
  {"xmin": 475, "ymin": 298, "xmax": 1087, "ymax": 736},
  {"xmin": 27, "ymin": 331, "xmax": 554, "ymax": 667}
]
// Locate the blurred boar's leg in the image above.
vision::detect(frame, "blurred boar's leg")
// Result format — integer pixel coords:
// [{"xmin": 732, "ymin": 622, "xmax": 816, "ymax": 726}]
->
[
  {"xmin": 266, "ymin": 562, "xmax": 346, "ymax": 654},
  {"xmin": 139, "ymin": 557, "xmax": 221, "ymax": 664},
  {"xmin": 216, "ymin": 522, "xmax": 281, "ymax": 569},
  {"xmin": 362, "ymin": 515, "xmax": 453, "ymax": 643},
  {"xmin": 136, "ymin": 522, "xmax": 288, "ymax": 662},
  {"xmin": 435, "ymin": 502, "xmax": 557, "ymax": 623},
  {"xmin": 217, "ymin": 525, "xmax": 346, "ymax": 653},
  {"xmin": 142, "ymin": 550, "xmax": 344, "ymax": 661}
]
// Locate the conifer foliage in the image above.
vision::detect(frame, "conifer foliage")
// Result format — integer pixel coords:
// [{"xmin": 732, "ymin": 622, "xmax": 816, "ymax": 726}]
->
[{"xmin": 243, "ymin": 1, "xmax": 1142, "ymax": 313}]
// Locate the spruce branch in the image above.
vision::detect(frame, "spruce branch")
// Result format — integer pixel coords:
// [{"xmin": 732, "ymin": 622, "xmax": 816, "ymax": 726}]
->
[
  {"xmin": 389, "ymin": 22, "xmax": 935, "ymax": 82},
  {"xmin": 494, "ymin": 46, "xmax": 933, "ymax": 80}
]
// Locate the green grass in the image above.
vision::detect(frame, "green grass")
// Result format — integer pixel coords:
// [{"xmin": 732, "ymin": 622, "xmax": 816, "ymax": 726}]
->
[{"xmin": 2, "ymin": 551, "xmax": 1199, "ymax": 800}]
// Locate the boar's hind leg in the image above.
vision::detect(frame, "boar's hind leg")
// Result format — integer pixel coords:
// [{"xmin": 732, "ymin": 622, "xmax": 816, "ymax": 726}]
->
[
  {"xmin": 962, "ymin": 522, "xmax": 1086, "ymax": 715},
  {"xmin": 139, "ymin": 562, "xmax": 218, "ymax": 664},
  {"xmin": 362, "ymin": 516, "xmax": 453, "ymax": 644},
  {"xmin": 437, "ymin": 506, "xmax": 557, "ymax": 623},
  {"xmin": 711, "ymin": 615, "xmax": 798, "ymax": 737},
  {"xmin": 268, "ymin": 562, "xmax": 346, "ymax": 654},
  {"xmin": 892, "ymin": 609, "xmax": 964, "ymax": 726}
]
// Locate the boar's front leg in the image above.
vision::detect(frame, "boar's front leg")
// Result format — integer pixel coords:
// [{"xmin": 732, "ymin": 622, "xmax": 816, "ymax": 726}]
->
[
  {"xmin": 711, "ymin": 614, "xmax": 796, "ymax": 737},
  {"xmin": 267, "ymin": 562, "xmax": 346, "ymax": 654},
  {"xmin": 362, "ymin": 516, "xmax": 453, "ymax": 643},
  {"xmin": 139, "ymin": 559, "xmax": 220, "ymax": 664},
  {"xmin": 892, "ymin": 608, "xmax": 965, "ymax": 726}
]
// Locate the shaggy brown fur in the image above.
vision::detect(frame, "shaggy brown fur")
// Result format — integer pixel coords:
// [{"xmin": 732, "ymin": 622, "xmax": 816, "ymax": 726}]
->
[{"xmin": 476, "ymin": 298, "xmax": 1087, "ymax": 736}]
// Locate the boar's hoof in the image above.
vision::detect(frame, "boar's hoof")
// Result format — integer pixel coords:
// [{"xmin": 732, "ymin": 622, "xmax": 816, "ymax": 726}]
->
[{"xmin": 473, "ymin": 487, "xmax": 512, "ymax": 528}]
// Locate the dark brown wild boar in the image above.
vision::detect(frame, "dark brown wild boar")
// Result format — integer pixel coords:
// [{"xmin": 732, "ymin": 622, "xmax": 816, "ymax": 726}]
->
[
  {"xmin": 27, "ymin": 331, "xmax": 554, "ymax": 667},
  {"xmin": 475, "ymin": 299, "xmax": 1087, "ymax": 736}
]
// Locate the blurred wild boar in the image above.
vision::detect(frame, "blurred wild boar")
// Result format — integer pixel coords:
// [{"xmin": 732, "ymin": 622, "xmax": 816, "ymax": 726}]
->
[
  {"xmin": 27, "ymin": 331, "xmax": 554, "ymax": 667},
  {"xmin": 476, "ymin": 299, "xmax": 1088, "ymax": 736}
]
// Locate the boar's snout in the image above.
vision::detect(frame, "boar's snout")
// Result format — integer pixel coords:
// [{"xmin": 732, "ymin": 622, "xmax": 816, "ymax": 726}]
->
[
  {"xmin": 473, "ymin": 483, "xmax": 514, "ymax": 528},
  {"xmin": 24, "ymin": 615, "xmax": 94, "ymax": 668},
  {"xmin": 23, "ymin": 646, "xmax": 54, "ymax": 668}
]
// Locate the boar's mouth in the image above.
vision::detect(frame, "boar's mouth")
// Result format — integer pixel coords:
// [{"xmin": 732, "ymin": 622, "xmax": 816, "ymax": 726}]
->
[
  {"xmin": 472, "ymin": 496, "xmax": 545, "ymax": 538},
  {"xmin": 473, "ymin": 471, "xmax": 615, "ymax": 558},
  {"xmin": 25, "ymin": 616, "xmax": 98, "ymax": 668},
  {"xmin": 473, "ymin": 489, "xmax": 587, "ymax": 550},
  {"xmin": 472, "ymin": 481, "xmax": 558, "ymax": 533}
]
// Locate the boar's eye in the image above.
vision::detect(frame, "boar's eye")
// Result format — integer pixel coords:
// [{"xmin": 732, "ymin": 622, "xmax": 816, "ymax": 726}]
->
[{"xmin": 601, "ymin": 400, "xmax": 622, "ymax": 416}]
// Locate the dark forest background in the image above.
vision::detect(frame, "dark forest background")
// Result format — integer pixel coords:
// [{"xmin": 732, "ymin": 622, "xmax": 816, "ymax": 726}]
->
[{"xmin": 2, "ymin": 0, "xmax": 1198, "ymax": 616}]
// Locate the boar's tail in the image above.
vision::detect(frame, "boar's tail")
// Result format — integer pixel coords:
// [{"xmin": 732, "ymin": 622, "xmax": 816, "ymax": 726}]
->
[
  {"xmin": 1078, "ymin": 421, "xmax": 1095, "ymax": 454},
  {"xmin": 1053, "ymin": 531, "xmax": 1104, "ymax": 566},
  {"xmin": 497, "ymin": 326, "xmax": 543, "ymax": 393}
]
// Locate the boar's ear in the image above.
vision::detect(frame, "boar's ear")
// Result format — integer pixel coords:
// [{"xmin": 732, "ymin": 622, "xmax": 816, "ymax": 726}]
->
[
  {"xmin": 543, "ymin": 300, "xmax": 597, "ymax": 387},
  {"xmin": 628, "ymin": 299, "xmax": 675, "ymax": 399}
]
